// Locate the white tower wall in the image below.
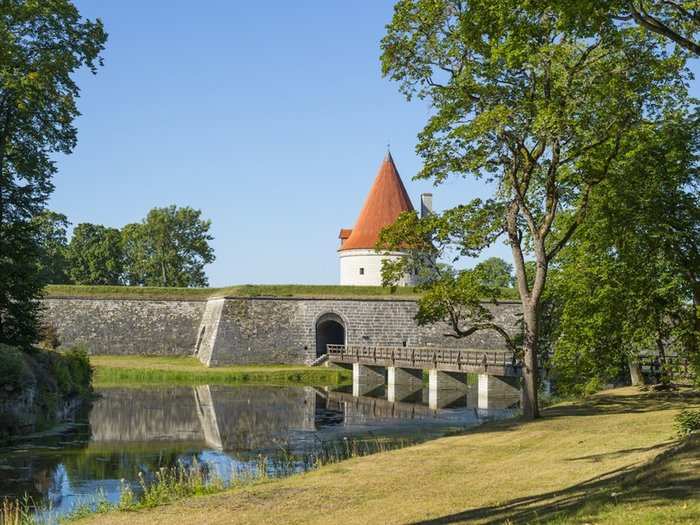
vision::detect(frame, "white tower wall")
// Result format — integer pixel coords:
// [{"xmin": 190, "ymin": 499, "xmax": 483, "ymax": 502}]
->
[{"xmin": 339, "ymin": 249, "xmax": 416, "ymax": 287}]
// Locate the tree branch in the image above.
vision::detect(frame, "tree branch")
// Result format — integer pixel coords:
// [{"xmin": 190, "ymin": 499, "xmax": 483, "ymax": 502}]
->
[
  {"xmin": 630, "ymin": 4, "xmax": 700, "ymax": 55},
  {"xmin": 444, "ymin": 321, "xmax": 518, "ymax": 353}
]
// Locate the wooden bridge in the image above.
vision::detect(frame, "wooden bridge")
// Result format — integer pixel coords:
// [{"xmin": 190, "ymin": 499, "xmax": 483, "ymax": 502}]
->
[
  {"xmin": 327, "ymin": 344, "xmax": 522, "ymax": 408},
  {"xmin": 327, "ymin": 344, "xmax": 521, "ymax": 377}
]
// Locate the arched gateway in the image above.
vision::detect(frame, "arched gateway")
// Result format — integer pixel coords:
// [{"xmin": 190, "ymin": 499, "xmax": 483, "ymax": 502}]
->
[{"xmin": 315, "ymin": 313, "xmax": 346, "ymax": 358}]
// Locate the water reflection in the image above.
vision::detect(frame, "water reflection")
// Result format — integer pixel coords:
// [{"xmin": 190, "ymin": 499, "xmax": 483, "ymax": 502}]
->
[{"xmin": 0, "ymin": 383, "xmax": 518, "ymax": 519}]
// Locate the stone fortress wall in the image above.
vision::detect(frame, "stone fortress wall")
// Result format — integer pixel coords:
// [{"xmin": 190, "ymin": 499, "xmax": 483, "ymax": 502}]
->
[{"xmin": 43, "ymin": 295, "xmax": 521, "ymax": 366}]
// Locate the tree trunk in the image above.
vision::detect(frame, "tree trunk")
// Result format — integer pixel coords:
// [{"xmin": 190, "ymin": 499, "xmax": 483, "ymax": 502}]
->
[
  {"xmin": 628, "ymin": 360, "xmax": 645, "ymax": 386},
  {"xmin": 521, "ymin": 302, "xmax": 540, "ymax": 419}
]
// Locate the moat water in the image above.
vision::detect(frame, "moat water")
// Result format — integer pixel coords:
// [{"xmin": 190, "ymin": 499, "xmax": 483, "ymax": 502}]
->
[{"xmin": 0, "ymin": 384, "xmax": 518, "ymax": 521}]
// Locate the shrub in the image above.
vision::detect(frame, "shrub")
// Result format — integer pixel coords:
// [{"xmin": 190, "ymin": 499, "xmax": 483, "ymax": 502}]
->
[
  {"xmin": 38, "ymin": 322, "xmax": 61, "ymax": 349},
  {"xmin": 674, "ymin": 409, "xmax": 700, "ymax": 437},
  {"xmin": 0, "ymin": 345, "xmax": 26, "ymax": 392},
  {"xmin": 52, "ymin": 346, "xmax": 93, "ymax": 396}
]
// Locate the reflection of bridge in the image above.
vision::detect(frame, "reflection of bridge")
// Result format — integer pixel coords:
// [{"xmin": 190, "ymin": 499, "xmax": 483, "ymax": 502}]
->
[
  {"xmin": 322, "ymin": 387, "xmax": 518, "ymax": 425},
  {"xmin": 328, "ymin": 344, "xmax": 521, "ymax": 410},
  {"xmin": 89, "ymin": 382, "xmax": 520, "ymax": 453}
]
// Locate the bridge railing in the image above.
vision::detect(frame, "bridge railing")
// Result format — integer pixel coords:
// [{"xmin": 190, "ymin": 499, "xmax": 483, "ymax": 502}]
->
[{"xmin": 326, "ymin": 344, "xmax": 519, "ymax": 371}]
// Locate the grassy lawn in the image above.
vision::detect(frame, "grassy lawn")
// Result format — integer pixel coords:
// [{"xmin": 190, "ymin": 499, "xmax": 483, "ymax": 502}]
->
[
  {"xmin": 45, "ymin": 283, "xmax": 521, "ymax": 301},
  {"xmin": 91, "ymin": 355, "xmax": 350, "ymax": 386},
  {"xmin": 75, "ymin": 387, "xmax": 700, "ymax": 524}
]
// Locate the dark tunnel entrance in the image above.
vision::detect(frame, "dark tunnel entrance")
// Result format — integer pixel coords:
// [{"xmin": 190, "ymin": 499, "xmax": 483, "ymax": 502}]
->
[{"xmin": 315, "ymin": 313, "xmax": 346, "ymax": 358}]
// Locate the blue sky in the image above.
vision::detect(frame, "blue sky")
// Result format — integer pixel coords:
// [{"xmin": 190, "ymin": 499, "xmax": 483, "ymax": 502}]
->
[{"xmin": 52, "ymin": 2, "xmax": 698, "ymax": 287}]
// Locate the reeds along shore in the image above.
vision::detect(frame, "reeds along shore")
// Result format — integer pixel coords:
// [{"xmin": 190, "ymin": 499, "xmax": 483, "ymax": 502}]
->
[{"xmin": 2, "ymin": 436, "xmax": 415, "ymax": 524}]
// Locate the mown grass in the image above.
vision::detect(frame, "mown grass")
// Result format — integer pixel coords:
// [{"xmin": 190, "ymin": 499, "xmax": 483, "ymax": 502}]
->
[
  {"xmin": 73, "ymin": 387, "xmax": 700, "ymax": 525},
  {"xmin": 90, "ymin": 355, "xmax": 350, "ymax": 386},
  {"xmin": 45, "ymin": 284, "xmax": 521, "ymax": 301}
]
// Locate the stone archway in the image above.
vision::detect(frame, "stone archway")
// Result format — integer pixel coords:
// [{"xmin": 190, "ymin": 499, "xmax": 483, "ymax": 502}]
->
[{"xmin": 315, "ymin": 313, "xmax": 346, "ymax": 358}]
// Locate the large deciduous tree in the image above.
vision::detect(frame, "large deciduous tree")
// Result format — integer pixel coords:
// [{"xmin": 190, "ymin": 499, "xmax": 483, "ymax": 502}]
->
[
  {"xmin": 0, "ymin": 1, "xmax": 106, "ymax": 345},
  {"xmin": 380, "ymin": 0, "xmax": 688, "ymax": 418},
  {"xmin": 122, "ymin": 205, "xmax": 215, "ymax": 288},
  {"xmin": 548, "ymin": 114, "xmax": 699, "ymax": 392},
  {"xmin": 553, "ymin": 1, "xmax": 700, "ymax": 55},
  {"xmin": 32, "ymin": 210, "xmax": 70, "ymax": 284},
  {"xmin": 475, "ymin": 257, "xmax": 514, "ymax": 288},
  {"xmin": 67, "ymin": 223, "xmax": 124, "ymax": 285}
]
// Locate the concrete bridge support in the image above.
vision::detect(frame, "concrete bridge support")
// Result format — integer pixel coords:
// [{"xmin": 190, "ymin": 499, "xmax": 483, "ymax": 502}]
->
[
  {"xmin": 387, "ymin": 367, "xmax": 423, "ymax": 403},
  {"xmin": 428, "ymin": 370, "xmax": 468, "ymax": 409},
  {"xmin": 477, "ymin": 374, "xmax": 521, "ymax": 409},
  {"xmin": 428, "ymin": 370, "xmax": 468, "ymax": 391},
  {"xmin": 429, "ymin": 388, "xmax": 467, "ymax": 410},
  {"xmin": 352, "ymin": 363, "xmax": 385, "ymax": 397},
  {"xmin": 387, "ymin": 384, "xmax": 422, "ymax": 403},
  {"xmin": 387, "ymin": 367, "xmax": 423, "ymax": 388}
]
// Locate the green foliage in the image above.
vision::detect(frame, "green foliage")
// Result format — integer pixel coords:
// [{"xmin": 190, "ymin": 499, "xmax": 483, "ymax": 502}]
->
[
  {"xmin": 378, "ymin": 212, "xmax": 517, "ymax": 350},
  {"xmin": 52, "ymin": 346, "xmax": 92, "ymax": 396},
  {"xmin": 0, "ymin": 1, "xmax": 106, "ymax": 347},
  {"xmin": 548, "ymin": 0, "xmax": 700, "ymax": 55},
  {"xmin": 547, "ymin": 115, "xmax": 699, "ymax": 394},
  {"xmin": 475, "ymin": 257, "xmax": 514, "ymax": 288},
  {"xmin": 67, "ymin": 223, "xmax": 124, "ymax": 285},
  {"xmin": 0, "ymin": 222, "xmax": 43, "ymax": 346},
  {"xmin": 675, "ymin": 409, "xmax": 700, "ymax": 437},
  {"xmin": 31, "ymin": 210, "xmax": 70, "ymax": 284},
  {"xmin": 122, "ymin": 205, "xmax": 215, "ymax": 287},
  {"xmin": 380, "ymin": 0, "xmax": 689, "ymax": 417},
  {"xmin": 93, "ymin": 363, "xmax": 349, "ymax": 387},
  {"xmin": 0, "ymin": 344, "xmax": 26, "ymax": 391},
  {"xmin": 37, "ymin": 322, "xmax": 60, "ymax": 350}
]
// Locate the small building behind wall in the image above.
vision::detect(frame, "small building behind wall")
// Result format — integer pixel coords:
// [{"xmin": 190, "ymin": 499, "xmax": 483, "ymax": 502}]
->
[{"xmin": 338, "ymin": 151, "xmax": 432, "ymax": 287}]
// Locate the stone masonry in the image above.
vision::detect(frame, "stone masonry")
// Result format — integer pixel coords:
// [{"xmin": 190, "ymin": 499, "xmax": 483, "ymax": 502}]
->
[
  {"xmin": 196, "ymin": 297, "xmax": 521, "ymax": 366},
  {"xmin": 42, "ymin": 297, "xmax": 205, "ymax": 356},
  {"xmin": 42, "ymin": 296, "xmax": 521, "ymax": 366}
]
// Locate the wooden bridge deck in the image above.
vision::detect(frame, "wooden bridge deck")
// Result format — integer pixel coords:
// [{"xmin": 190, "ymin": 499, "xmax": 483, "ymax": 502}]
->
[{"xmin": 327, "ymin": 344, "xmax": 521, "ymax": 377}]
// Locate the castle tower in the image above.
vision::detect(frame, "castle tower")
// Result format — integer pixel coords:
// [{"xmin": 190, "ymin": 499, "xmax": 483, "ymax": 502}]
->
[{"xmin": 338, "ymin": 152, "xmax": 428, "ymax": 286}]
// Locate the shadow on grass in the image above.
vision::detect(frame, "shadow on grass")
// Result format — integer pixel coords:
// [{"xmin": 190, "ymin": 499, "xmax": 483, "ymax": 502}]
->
[
  {"xmin": 439, "ymin": 389, "xmax": 700, "ymax": 444},
  {"xmin": 411, "ymin": 431, "xmax": 700, "ymax": 525}
]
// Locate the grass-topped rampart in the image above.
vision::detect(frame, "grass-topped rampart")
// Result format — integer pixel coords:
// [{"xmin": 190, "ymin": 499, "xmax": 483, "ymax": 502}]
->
[
  {"xmin": 44, "ymin": 284, "xmax": 520, "ymax": 302},
  {"xmin": 43, "ymin": 284, "xmax": 421, "ymax": 301}
]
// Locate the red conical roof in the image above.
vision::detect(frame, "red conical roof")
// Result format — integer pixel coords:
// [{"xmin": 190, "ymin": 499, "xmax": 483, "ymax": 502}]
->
[{"xmin": 339, "ymin": 152, "xmax": 414, "ymax": 251}]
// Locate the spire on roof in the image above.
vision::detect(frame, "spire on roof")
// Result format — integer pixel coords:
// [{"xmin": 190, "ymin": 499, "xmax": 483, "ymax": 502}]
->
[{"xmin": 338, "ymin": 151, "xmax": 414, "ymax": 251}]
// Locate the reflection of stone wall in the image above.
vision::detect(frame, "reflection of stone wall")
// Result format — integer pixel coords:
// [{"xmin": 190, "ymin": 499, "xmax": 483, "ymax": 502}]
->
[
  {"xmin": 43, "ymin": 298, "xmax": 205, "ymax": 356},
  {"xmin": 89, "ymin": 388, "xmax": 204, "ymax": 443},
  {"xmin": 201, "ymin": 386, "xmax": 316, "ymax": 451},
  {"xmin": 89, "ymin": 386, "xmax": 316, "ymax": 451},
  {"xmin": 201, "ymin": 297, "xmax": 521, "ymax": 366}
]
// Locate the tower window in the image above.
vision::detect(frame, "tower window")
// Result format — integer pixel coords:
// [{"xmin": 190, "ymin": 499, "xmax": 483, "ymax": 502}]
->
[{"xmin": 359, "ymin": 268, "xmax": 365, "ymax": 275}]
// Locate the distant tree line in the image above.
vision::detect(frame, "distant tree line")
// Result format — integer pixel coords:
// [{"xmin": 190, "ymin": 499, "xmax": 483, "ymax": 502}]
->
[{"xmin": 34, "ymin": 205, "xmax": 215, "ymax": 288}]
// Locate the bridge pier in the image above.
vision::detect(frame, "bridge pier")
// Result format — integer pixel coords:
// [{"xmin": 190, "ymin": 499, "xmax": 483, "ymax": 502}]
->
[
  {"xmin": 352, "ymin": 363, "xmax": 384, "ymax": 397},
  {"xmin": 477, "ymin": 374, "xmax": 520, "ymax": 409},
  {"xmin": 428, "ymin": 370, "xmax": 468, "ymax": 409},
  {"xmin": 428, "ymin": 369, "xmax": 468, "ymax": 391},
  {"xmin": 387, "ymin": 366, "xmax": 423, "ymax": 388},
  {"xmin": 388, "ymin": 383, "xmax": 422, "ymax": 403},
  {"xmin": 429, "ymin": 388, "xmax": 466, "ymax": 410},
  {"xmin": 387, "ymin": 367, "xmax": 423, "ymax": 403}
]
